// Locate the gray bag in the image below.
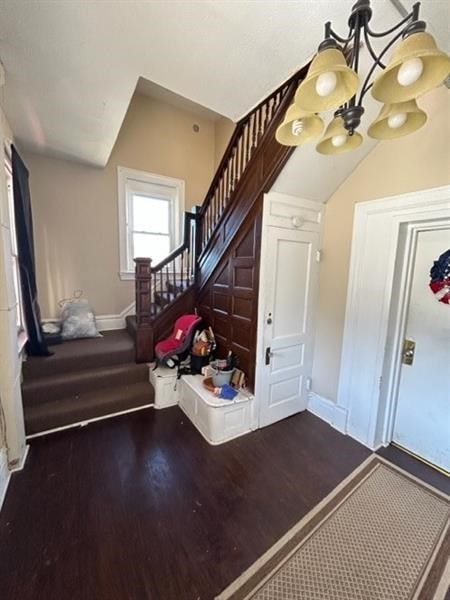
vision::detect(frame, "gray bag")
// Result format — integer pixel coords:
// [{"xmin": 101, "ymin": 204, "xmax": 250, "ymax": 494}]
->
[{"xmin": 60, "ymin": 295, "xmax": 101, "ymax": 340}]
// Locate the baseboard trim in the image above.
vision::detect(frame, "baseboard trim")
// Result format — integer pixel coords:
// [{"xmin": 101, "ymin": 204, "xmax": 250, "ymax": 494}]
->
[
  {"xmin": 308, "ymin": 393, "xmax": 385, "ymax": 451},
  {"xmin": 10, "ymin": 444, "xmax": 30, "ymax": 472},
  {"xmin": 26, "ymin": 402, "xmax": 155, "ymax": 439},
  {"xmin": 307, "ymin": 392, "xmax": 348, "ymax": 434},
  {"xmin": 43, "ymin": 301, "xmax": 136, "ymax": 332},
  {"xmin": 0, "ymin": 448, "xmax": 10, "ymax": 511}
]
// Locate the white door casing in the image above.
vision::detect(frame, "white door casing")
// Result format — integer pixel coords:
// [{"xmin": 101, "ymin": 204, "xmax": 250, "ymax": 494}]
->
[
  {"xmin": 337, "ymin": 185, "xmax": 450, "ymax": 450},
  {"xmin": 256, "ymin": 193, "xmax": 323, "ymax": 429},
  {"xmin": 393, "ymin": 227, "xmax": 450, "ymax": 471}
]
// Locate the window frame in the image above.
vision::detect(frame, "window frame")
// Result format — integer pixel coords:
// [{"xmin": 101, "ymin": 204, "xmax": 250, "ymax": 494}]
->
[
  {"xmin": 117, "ymin": 167, "xmax": 185, "ymax": 280},
  {"xmin": 4, "ymin": 148, "xmax": 26, "ymax": 347}
]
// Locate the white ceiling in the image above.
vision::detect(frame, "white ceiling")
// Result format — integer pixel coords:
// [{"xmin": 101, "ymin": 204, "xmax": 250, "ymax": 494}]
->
[{"xmin": 0, "ymin": 0, "xmax": 448, "ymax": 201}]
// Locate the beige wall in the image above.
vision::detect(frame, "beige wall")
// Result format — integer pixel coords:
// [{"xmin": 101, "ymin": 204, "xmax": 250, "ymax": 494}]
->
[
  {"xmin": 24, "ymin": 93, "xmax": 217, "ymax": 318},
  {"xmin": 214, "ymin": 116, "xmax": 235, "ymax": 170},
  {"xmin": 312, "ymin": 87, "xmax": 450, "ymax": 402},
  {"xmin": 0, "ymin": 106, "xmax": 27, "ymax": 466}
]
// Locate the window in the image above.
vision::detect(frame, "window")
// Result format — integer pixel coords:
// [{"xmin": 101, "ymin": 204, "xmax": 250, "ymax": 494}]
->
[
  {"xmin": 5, "ymin": 154, "xmax": 24, "ymax": 332},
  {"xmin": 118, "ymin": 167, "xmax": 185, "ymax": 280}
]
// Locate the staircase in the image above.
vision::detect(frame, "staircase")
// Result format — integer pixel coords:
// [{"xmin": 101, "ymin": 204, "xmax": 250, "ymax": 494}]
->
[
  {"xmin": 129, "ymin": 64, "xmax": 308, "ymax": 379},
  {"xmin": 22, "ymin": 331, "xmax": 154, "ymax": 435},
  {"xmin": 22, "ymin": 64, "xmax": 308, "ymax": 435}
]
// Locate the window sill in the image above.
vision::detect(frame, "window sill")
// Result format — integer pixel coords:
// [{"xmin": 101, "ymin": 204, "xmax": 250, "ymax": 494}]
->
[{"xmin": 119, "ymin": 271, "xmax": 135, "ymax": 281}]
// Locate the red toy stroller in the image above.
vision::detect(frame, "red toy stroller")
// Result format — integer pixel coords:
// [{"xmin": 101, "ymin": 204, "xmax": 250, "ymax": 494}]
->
[{"xmin": 155, "ymin": 314, "xmax": 202, "ymax": 368}]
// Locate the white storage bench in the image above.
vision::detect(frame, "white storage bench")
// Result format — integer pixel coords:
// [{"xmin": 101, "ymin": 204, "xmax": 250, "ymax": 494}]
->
[
  {"xmin": 179, "ymin": 375, "xmax": 254, "ymax": 445},
  {"xmin": 149, "ymin": 366, "xmax": 180, "ymax": 409}
]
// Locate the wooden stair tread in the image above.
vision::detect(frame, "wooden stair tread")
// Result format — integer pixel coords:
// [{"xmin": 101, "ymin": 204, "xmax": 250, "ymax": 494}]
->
[
  {"xmin": 23, "ymin": 330, "xmax": 135, "ymax": 380},
  {"xmin": 22, "ymin": 362, "xmax": 149, "ymax": 406},
  {"xmin": 24, "ymin": 381, "xmax": 154, "ymax": 435}
]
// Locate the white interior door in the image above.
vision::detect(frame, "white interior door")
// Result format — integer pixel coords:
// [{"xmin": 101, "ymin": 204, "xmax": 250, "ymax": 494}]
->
[
  {"xmin": 393, "ymin": 227, "xmax": 450, "ymax": 472},
  {"xmin": 257, "ymin": 193, "xmax": 322, "ymax": 429}
]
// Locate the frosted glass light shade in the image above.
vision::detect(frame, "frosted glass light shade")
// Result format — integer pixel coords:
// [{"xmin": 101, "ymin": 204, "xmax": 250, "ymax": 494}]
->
[
  {"xmin": 295, "ymin": 48, "xmax": 359, "ymax": 112},
  {"xmin": 372, "ymin": 32, "xmax": 450, "ymax": 103},
  {"xmin": 397, "ymin": 57, "xmax": 424, "ymax": 86},
  {"xmin": 276, "ymin": 103, "xmax": 324, "ymax": 146},
  {"xmin": 368, "ymin": 100, "xmax": 427, "ymax": 140},
  {"xmin": 315, "ymin": 71, "xmax": 338, "ymax": 97},
  {"xmin": 316, "ymin": 115, "xmax": 363, "ymax": 155}
]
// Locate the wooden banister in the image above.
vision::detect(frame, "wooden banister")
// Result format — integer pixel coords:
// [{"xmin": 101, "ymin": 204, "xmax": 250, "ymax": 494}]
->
[{"xmin": 132, "ymin": 63, "xmax": 309, "ymax": 363}]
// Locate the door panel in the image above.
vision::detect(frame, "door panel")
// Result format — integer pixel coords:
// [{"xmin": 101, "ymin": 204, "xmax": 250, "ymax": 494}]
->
[
  {"xmin": 393, "ymin": 228, "xmax": 450, "ymax": 471},
  {"xmin": 259, "ymin": 225, "xmax": 319, "ymax": 427}
]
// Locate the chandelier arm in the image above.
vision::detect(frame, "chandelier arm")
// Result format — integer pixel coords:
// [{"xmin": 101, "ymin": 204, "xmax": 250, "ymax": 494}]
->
[
  {"xmin": 351, "ymin": 13, "xmax": 361, "ymax": 74},
  {"xmin": 342, "ymin": 25, "xmax": 355, "ymax": 54},
  {"xmin": 327, "ymin": 25, "xmax": 355, "ymax": 45},
  {"xmin": 365, "ymin": 10, "xmax": 415, "ymax": 39},
  {"xmin": 357, "ymin": 27, "xmax": 405, "ymax": 104},
  {"xmin": 363, "ymin": 22, "xmax": 386, "ymax": 69}
]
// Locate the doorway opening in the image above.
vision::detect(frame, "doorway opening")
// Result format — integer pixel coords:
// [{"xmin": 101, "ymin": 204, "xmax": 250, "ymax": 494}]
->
[{"xmin": 381, "ymin": 223, "xmax": 450, "ymax": 473}]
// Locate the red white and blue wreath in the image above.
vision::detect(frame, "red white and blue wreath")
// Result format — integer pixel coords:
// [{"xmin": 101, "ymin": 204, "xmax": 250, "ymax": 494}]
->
[{"xmin": 429, "ymin": 249, "xmax": 450, "ymax": 305}]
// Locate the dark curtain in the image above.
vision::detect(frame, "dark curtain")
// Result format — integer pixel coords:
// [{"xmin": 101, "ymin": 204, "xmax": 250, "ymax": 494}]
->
[{"xmin": 12, "ymin": 145, "xmax": 51, "ymax": 356}]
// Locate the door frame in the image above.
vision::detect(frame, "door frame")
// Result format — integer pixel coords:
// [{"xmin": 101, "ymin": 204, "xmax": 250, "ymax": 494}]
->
[
  {"xmin": 254, "ymin": 192, "xmax": 324, "ymax": 429},
  {"xmin": 337, "ymin": 185, "xmax": 450, "ymax": 450}
]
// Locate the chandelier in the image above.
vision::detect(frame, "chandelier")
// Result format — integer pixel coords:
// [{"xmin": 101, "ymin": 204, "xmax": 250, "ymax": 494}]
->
[{"xmin": 276, "ymin": 0, "xmax": 450, "ymax": 155}]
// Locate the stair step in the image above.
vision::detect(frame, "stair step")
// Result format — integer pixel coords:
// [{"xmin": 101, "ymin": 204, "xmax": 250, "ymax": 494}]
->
[
  {"xmin": 24, "ymin": 381, "xmax": 155, "ymax": 435},
  {"xmin": 23, "ymin": 330, "xmax": 135, "ymax": 381},
  {"xmin": 22, "ymin": 362, "xmax": 149, "ymax": 406}
]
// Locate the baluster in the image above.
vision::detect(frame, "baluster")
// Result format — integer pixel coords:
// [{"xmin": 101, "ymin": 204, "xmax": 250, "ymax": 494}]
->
[
  {"xmin": 220, "ymin": 172, "xmax": 225, "ymax": 213},
  {"xmin": 203, "ymin": 210, "xmax": 207, "ymax": 249},
  {"xmin": 165, "ymin": 265, "xmax": 170, "ymax": 305},
  {"xmin": 207, "ymin": 205, "xmax": 212, "ymax": 238},
  {"xmin": 213, "ymin": 189, "xmax": 217, "ymax": 229},
  {"xmin": 255, "ymin": 109, "xmax": 261, "ymax": 147},
  {"xmin": 263, "ymin": 100, "xmax": 269, "ymax": 130},
  {"xmin": 180, "ymin": 250, "xmax": 184, "ymax": 292},
  {"xmin": 252, "ymin": 112, "xmax": 258, "ymax": 150},
  {"xmin": 275, "ymin": 91, "xmax": 281, "ymax": 108},
  {"xmin": 236, "ymin": 137, "xmax": 242, "ymax": 183},
  {"xmin": 239, "ymin": 132, "xmax": 245, "ymax": 178},
  {"xmin": 159, "ymin": 269, "xmax": 163, "ymax": 313},
  {"xmin": 206, "ymin": 204, "xmax": 210, "ymax": 241},
  {"xmin": 223, "ymin": 164, "xmax": 228, "ymax": 204},
  {"xmin": 269, "ymin": 96, "xmax": 275, "ymax": 122},
  {"xmin": 187, "ymin": 248, "xmax": 191, "ymax": 285},
  {"xmin": 172, "ymin": 258, "xmax": 176, "ymax": 297},
  {"xmin": 258, "ymin": 107, "xmax": 264, "ymax": 140},
  {"xmin": 186, "ymin": 248, "xmax": 190, "ymax": 284},
  {"xmin": 214, "ymin": 188, "xmax": 219, "ymax": 228},
  {"xmin": 231, "ymin": 154, "xmax": 234, "ymax": 190}
]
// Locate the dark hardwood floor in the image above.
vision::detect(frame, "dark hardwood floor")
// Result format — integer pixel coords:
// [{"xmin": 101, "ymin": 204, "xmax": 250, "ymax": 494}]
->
[{"xmin": 0, "ymin": 408, "xmax": 447, "ymax": 600}]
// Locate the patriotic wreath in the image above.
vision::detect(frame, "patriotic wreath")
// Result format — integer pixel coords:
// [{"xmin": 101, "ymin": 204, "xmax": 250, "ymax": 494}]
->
[{"xmin": 429, "ymin": 249, "xmax": 450, "ymax": 305}]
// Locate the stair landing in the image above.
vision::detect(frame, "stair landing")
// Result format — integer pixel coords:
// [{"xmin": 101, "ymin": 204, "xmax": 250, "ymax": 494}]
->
[{"xmin": 22, "ymin": 330, "xmax": 154, "ymax": 435}]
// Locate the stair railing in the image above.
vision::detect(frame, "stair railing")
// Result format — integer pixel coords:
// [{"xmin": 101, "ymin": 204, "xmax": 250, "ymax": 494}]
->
[
  {"xmin": 135, "ymin": 67, "xmax": 306, "ymax": 325},
  {"xmin": 134, "ymin": 210, "xmax": 199, "ymax": 324},
  {"xmin": 198, "ymin": 77, "xmax": 300, "ymax": 256}
]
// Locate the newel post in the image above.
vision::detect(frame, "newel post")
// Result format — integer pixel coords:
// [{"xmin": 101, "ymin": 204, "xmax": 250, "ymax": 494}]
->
[{"xmin": 134, "ymin": 257, "xmax": 154, "ymax": 363}]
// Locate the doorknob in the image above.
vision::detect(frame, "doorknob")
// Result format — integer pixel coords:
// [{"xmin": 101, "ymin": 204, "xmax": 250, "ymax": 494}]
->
[
  {"xmin": 265, "ymin": 347, "xmax": 274, "ymax": 365},
  {"xmin": 402, "ymin": 339, "xmax": 416, "ymax": 366}
]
